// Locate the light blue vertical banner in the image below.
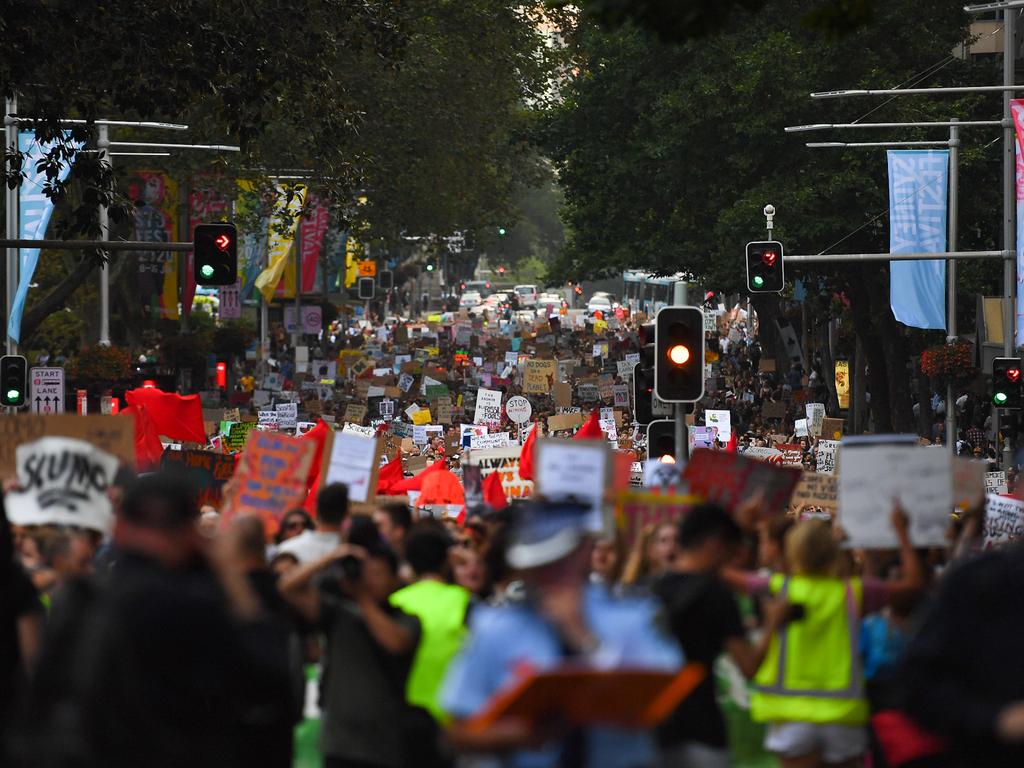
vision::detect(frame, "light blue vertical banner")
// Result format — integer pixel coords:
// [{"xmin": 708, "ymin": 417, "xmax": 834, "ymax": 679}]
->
[
  {"xmin": 888, "ymin": 150, "xmax": 949, "ymax": 330},
  {"xmin": 1016, "ymin": 138, "xmax": 1024, "ymax": 347},
  {"xmin": 8, "ymin": 131, "xmax": 78, "ymax": 343}
]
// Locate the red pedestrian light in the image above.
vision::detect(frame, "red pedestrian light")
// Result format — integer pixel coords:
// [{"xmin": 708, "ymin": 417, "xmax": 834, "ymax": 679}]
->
[
  {"xmin": 1008, "ymin": 367, "xmax": 1021, "ymax": 383},
  {"xmin": 215, "ymin": 233, "xmax": 231, "ymax": 251},
  {"xmin": 668, "ymin": 344, "xmax": 691, "ymax": 365},
  {"xmin": 762, "ymin": 251, "xmax": 778, "ymax": 267}
]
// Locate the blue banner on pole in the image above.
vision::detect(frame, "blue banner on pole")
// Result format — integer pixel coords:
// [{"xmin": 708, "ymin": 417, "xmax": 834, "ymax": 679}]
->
[
  {"xmin": 887, "ymin": 150, "xmax": 949, "ymax": 331},
  {"xmin": 8, "ymin": 131, "xmax": 78, "ymax": 343}
]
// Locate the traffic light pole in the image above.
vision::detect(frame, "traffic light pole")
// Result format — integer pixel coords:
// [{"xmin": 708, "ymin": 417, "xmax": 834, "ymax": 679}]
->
[
  {"xmin": 98, "ymin": 124, "xmax": 111, "ymax": 346},
  {"xmin": 672, "ymin": 280, "xmax": 688, "ymax": 462},
  {"xmin": 4, "ymin": 95, "xmax": 18, "ymax": 356}
]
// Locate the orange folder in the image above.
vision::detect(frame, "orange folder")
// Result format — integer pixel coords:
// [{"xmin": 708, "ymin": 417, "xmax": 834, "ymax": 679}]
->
[{"xmin": 464, "ymin": 663, "xmax": 706, "ymax": 733}]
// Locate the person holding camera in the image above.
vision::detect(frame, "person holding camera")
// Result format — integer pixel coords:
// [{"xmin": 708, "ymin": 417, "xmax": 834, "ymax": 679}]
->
[{"xmin": 279, "ymin": 538, "xmax": 421, "ymax": 768}]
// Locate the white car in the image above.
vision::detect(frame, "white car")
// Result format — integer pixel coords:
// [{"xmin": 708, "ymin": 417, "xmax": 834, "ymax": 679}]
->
[
  {"xmin": 459, "ymin": 291, "xmax": 482, "ymax": 308},
  {"xmin": 514, "ymin": 284, "xmax": 539, "ymax": 308},
  {"xmin": 586, "ymin": 295, "xmax": 612, "ymax": 317},
  {"xmin": 536, "ymin": 293, "xmax": 563, "ymax": 316}
]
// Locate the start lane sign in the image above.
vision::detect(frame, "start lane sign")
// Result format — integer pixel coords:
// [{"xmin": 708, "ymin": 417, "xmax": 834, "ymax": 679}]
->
[{"xmin": 30, "ymin": 367, "xmax": 65, "ymax": 414}]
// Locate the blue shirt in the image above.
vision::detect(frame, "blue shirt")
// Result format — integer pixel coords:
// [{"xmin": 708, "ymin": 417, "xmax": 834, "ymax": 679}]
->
[{"xmin": 441, "ymin": 583, "xmax": 683, "ymax": 768}]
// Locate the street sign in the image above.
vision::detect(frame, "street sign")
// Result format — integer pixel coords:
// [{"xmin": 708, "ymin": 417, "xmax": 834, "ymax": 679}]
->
[
  {"xmin": 358, "ymin": 260, "xmax": 377, "ymax": 277},
  {"xmin": 505, "ymin": 395, "xmax": 533, "ymax": 424},
  {"xmin": 30, "ymin": 367, "xmax": 65, "ymax": 414}
]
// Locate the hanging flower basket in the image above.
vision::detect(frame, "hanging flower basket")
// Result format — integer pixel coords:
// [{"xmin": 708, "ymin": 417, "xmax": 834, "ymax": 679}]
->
[{"xmin": 920, "ymin": 341, "xmax": 976, "ymax": 385}]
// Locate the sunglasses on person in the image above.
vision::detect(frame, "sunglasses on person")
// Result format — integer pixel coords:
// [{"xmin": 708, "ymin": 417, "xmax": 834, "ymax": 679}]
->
[{"xmin": 283, "ymin": 519, "xmax": 308, "ymax": 531}]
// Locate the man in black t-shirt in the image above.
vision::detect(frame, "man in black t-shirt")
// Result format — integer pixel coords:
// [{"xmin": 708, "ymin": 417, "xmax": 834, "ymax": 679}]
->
[{"xmin": 653, "ymin": 504, "xmax": 784, "ymax": 768}]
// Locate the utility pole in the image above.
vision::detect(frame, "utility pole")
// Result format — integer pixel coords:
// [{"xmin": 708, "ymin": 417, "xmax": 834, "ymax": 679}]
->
[
  {"xmin": 4, "ymin": 95, "xmax": 18, "ymax": 356},
  {"xmin": 1001, "ymin": 6, "xmax": 1016, "ymax": 468}
]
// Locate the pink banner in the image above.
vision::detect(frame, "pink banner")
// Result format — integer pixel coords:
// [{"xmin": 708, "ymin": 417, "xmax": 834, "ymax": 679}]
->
[{"xmin": 300, "ymin": 197, "xmax": 330, "ymax": 293}]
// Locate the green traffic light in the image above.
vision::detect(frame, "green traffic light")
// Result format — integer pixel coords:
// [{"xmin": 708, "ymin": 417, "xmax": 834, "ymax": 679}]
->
[
  {"xmin": 426, "ymin": 264, "xmax": 434, "ymax": 271},
  {"xmin": 752, "ymin": 275, "xmax": 765, "ymax": 289},
  {"xmin": 200, "ymin": 264, "xmax": 215, "ymax": 279},
  {"xmin": 6, "ymin": 389, "xmax": 19, "ymax": 402},
  {"xmin": 498, "ymin": 227, "xmax": 507, "ymax": 236},
  {"xmin": 995, "ymin": 391, "xmax": 1009, "ymax": 406}
]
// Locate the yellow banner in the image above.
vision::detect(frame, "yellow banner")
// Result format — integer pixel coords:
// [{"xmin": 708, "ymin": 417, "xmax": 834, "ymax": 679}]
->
[
  {"xmin": 254, "ymin": 184, "xmax": 304, "ymax": 303},
  {"xmin": 835, "ymin": 360, "xmax": 850, "ymax": 410}
]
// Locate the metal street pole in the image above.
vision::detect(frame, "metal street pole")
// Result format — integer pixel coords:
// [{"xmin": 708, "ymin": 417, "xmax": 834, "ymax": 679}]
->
[
  {"xmin": 97, "ymin": 124, "xmax": 111, "ymax": 346},
  {"xmin": 948, "ymin": 119, "xmax": 960, "ymax": 457},
  {"xmin": 672, "ymin": 280, "xmax": 688, "ymax": 462},
  {"xmin": 292, "ymin": 217, "xmax": 302, "ymax": 348},
  {"xmin": 1002, "ymin": 7, "xmax": 1017, "ymax": 468},
  {"xmin": 4, "ymin": 95, "xmax": 18, "ymax": 355}
]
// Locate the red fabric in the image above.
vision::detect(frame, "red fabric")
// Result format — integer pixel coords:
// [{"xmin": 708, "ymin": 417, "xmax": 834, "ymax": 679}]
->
[
  {"xmin": 518, "ymin": 424, "xmax": 537, "ymax": 480},
  {"xmin": 120, "ymin": 405, "xmax": 165, "ymax": 472},
  {"xmin": 418, "ymin": 469, "xmax": 465, "ymax": 506},
  {"xmin": 390, "ymin": 458, "xmax": 446, "ymax": 493},
  {"xmin": 124, "ymin": 388, "xmax": 206, "ymax": 444},
  {"xmin": 299, "ymin": 419, "xmax": 330, "ymax": 488},
  {"xmin": 573, "ymin": 410, "xmax": 603, "ymax": 440},
  {"xmin": 376, "ymin": 459, "xmax": 405, "ymax": 496},
  {"xmin": 300, "ymin": 198, "xmax": 330, "ymax": 293},
  {"xmin": 303, "ymin": 473, "xmax": 321, "ymax": 515},
  {"xmin": 871, "ymin": 710, "xmax": 946, "ymax": 766},
  {"xmin": 482, "ymin": 471, "xmax": 508, "ymax": 510},
  {"xmin": 375, "ymin": 421, "xmax": 390, "ymax": 436},
  {"xmin": 726, "ymin": 432, "xmax": 738, "ymax": 453}
]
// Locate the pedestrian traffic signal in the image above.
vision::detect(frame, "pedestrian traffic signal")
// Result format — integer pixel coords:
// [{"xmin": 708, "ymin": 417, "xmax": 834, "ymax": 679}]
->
[
  {"xmin": 378, "ymin": 269, "xmax": 393, "ymax": 290},
  {"xmin": 655, "ymin": 306, "xmax": 705, "ymax": 402},
  {"xmin": 992, "ymin": 357, "xmax": 1023, "ymax": 409},
  {"xmin": 194, "ymin": 223, "xmax": 238, "ymax": 286},
  {"xmin": 1, "ymin": 354, "xmax": 27, "ymax": 407},
  {"xmin": 746, "ymin": 240, "xmax": 784, "ymax": 293},
  {"xmin": 358, "ymin": 277, "xmax": 375, "ymax": 300},
  {"xmin": 646, "ymin": 420, "xmax": 675, "ymax": 463}
]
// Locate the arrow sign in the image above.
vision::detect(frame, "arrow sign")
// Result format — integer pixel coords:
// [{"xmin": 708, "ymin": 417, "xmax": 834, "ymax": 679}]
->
[{"xmin": 29, "ymin": 367, "xmax": 65, "ymax": 414}]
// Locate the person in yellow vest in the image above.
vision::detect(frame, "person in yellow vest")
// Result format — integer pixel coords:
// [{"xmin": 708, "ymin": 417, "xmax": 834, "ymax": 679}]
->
[
  {"xmin": 743, "ymin": 509, "xmax": 924, "ymax": 768},
  {"xmin": 389, "ymin": 523, "xmax": 470, "ymax": 767}
]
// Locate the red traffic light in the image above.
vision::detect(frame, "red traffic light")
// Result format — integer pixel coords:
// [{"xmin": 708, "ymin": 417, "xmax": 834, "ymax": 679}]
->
[
  {"xmin": 761, "ymin": 251, "xmax": 778, "ymax": 267},
  {"xmin": 215, "ymin": 233, "xmax": 232, "ymax": 251},
  {"xmin": 668, "ymin": 344, "xmax": 691, "ymax": 365},
  {"xmin": 1008, "ymin": 367, "xmax": 1021, "ymax": 383},
  {"xmin": 497, "ymin": 267, "xmax": 506, "ymax": 274}
]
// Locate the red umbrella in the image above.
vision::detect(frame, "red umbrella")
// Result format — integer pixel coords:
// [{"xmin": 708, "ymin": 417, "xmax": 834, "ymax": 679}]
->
[
  {"xmin": 390, "ymin": 458, "xmax": 446, "ymax": 494},
  {"xmin": 418, "ymin": 469, "xmax": 465, "ymax": 506}
]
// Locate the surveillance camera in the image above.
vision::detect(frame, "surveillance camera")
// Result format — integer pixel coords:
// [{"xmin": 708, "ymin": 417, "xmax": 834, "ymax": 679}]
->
[{"xmin": 763, "ymin": 204, "xmax": 776, "ymax": 217}]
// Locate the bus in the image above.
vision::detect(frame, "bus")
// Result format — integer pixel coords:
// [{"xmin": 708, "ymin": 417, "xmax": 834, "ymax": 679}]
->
[{"xmin": 622, "ymin": 270, "xmax": 688, "ymax": 316}]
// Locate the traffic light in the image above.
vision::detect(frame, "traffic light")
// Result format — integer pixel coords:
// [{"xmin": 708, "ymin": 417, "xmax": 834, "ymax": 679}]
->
[
  {"xmin": 425, "ymin": 262, "xmax": 435, "ymax": 272},
  {"xmin": 498, "ymin": 227, "xmax": 507, "ymax": 236},
  {"xmin": 646, "ymin": 420, "xmax": 676, "ymax": 463},
  {"xmin": 194, "ymin": 223, "xmax": 237, "ymax": 286},
  {"xmin": 746, "ymin": 240, "xmax": 784, "ymax": 293},
  {"xmin": 992, "ymin": 357, "xmax": 1023, "ymax": 408},
  {"xmin": 358, "ymin": 277, "xmax": 375, "ymax": 300},
  {"xmin": 378, "ymin": 270, "xmax": 393, "ymax": 290},
  {"xmin": 654, "ymin": 306, "xmax": 705, "ymax": 402},
  {"xmin": 633, "ymin": 323, "xmax": 656, "ymax": 424},
  {"xmin": 0, "ymin": 354, "xmax": 27, "ymax": 407}
]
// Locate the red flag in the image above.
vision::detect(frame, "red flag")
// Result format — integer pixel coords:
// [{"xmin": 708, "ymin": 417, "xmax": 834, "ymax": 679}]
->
[
  {"xmin": 573, "ymin": 410, "xmax": 604, "ymax": 440},
  {"xmin": 518, "ymin": 424, "xmax": 537, "ymax": 480},
  {"xmin": 390, "ymin": 458, "xmax": 446, "ymax": 493},
  {"xmin": 726, "ymin": 432, "xmax": 738, "ymax": 453},
  {"xmin": 376, "ymin": 458, "xmax": 405, "ymax": 496},
  {"xmin": 299, "ymin": 420, "xmax": 330, "ymax": 490},
  {"xmin": 120, "ymin": 404, "xmax": 164, "ymax": 472},
  {"xmin": 124, "ymin": 388, "xmax": 206, "ymax": 444},
  {"xmin": 482, "ymin": 471, "xmax": 508, "ymax": 510}
]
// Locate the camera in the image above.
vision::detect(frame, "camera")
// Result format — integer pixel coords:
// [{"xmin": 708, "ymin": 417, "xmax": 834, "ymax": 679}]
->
[{"xmin": 764, "ymin": 204, "xmax": 775, "ymax": 217}]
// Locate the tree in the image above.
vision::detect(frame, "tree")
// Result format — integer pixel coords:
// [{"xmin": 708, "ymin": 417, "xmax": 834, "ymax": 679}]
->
[{"xmin": 542, "ymin": 0, "xmax": 1002, "ymax": 431}]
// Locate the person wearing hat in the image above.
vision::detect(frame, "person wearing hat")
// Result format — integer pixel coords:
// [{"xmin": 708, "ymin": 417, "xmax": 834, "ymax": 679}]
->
[{"xmin": 440, "ymin": 499, "xmax": 682, "ymax": 767}]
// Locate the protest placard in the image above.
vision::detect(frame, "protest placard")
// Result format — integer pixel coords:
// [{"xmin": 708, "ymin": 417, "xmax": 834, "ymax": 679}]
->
[
  {"xmin": 471, "ymin": 432, "xmax": 511, "ymax": 449},
  {"xmin": 474, "ymin": 388, "xmax": 503, "ymax": 426},
  {"xmin": 463, "ymin": 446, "xmax": 533, "ymax": 501},
  {"xmin": 762, "ymin": 401, "xmax": 787, "ymax": 420},
  {"xmin": 523, "ymin": 359, "xmax": 558, "ymax": 394},
  {"xmin": 794, "ymin": 419, "xmax": 808, "ymax": 437},
  {"xmin": 534, "ymin": 439, "xmax": 611, "ymax": 533},
  {"xmin": 412, "ymin": 409, "xmax": 433, "ymax": 426},
  {"xmin": 345, "ymin": 403, "xmax": 368, "ymax": 424},
  {"xmin": 740, "ymin": 446, "xmax": 783, "ymax": 462},
  {"xmin": 257, "ymin": 410, "xmax": 280, "ymax": 430},
  {"xmin": 413, "ymin": 426, "xmax": 429, "ymax": 445},
  {"xmin": 276, "ymin": 402, "xmax": 298, "ymax": 430},
  {"xmin": 806, "ymin": 403, "xmax": 825, "ymax": 437},
  {"xmin": 983, "ymin": 493, "xmax": 1024, "ymax": 548},
  {"xmin": 161, "ymin": 449, "xmax": 238, "ymax": 509},
  {"xmin": 324, "ymin": 430, "xmax": 380, "ymax": 503},
  {"xmin": 838, "ymin": 443, "xmax": 952, "ymax": 548},
  {"xmin": 952, "ymin": 457, "xmax": 986, "ymax": 510},
  {"xmin": 822, "ymin": 417, "xmax": 844, "ymax": 440},
  {"xmin": 553, "ymin": 382, "xmax": 573, "ymax": 408},
  {"xmin": 0, "ymin": 414, "xmax": 135, "ymax": 474},
  {"xmin": 682, "ymin": 450, "xmax": 803, "ymax": 517},
  {"xmin": 705, "ymin": 410, "xmax": 731, "ymax": 442},
  {"xmin": 790, "ymin": 471, "xmax": 838, "ymax": 512},
  {"xmin": 578, "ymin": 383, "xmax": 599, "ymax": 402},
  {"xmin": 613, "ymin": 384, "xmax": 630, "ymax": 408},
  {"xmin": 689, "ymin": 426, "xmax": 715, "ymax": 450},
  {"xmin": 616, "ymin": 360, "xmax": 634, "ymax": 379},
  {"xmin": 985, "ymin": 470, "xmax": 1009, "ymax": 495},
  {"xmin": 816, "ymin": 440, "xmax": 839, "ymax": 474},
  {"xmin": 223, "ymin": 431, "xmax": 315, "ymax": 526},
  {"xmin": 435, "ymin": 398, "xmax": 453, "ymax": 425},
  {"xmin": 226, "ymin": 420, "xmax": 257, "ymax": 452},
  {"xmin": 548, "ymin": 412, "xmax": 584, "ymax": 432},
  {"xmin": 6, "ymin": 437, "xmax": 121, "ymax": 534}
]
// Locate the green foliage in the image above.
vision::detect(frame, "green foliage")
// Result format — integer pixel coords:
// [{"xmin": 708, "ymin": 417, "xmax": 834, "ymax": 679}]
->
[
  {"xmin": 71, "ymin": 345, "xmax": 132, "ymax": 383},
  {"xmin": 23, "ymin": 308, "xmax": 82, "ymax": 357},
  {"xmin": 213, "ymin": 320, "xmax": 257, "ymax": 358}
]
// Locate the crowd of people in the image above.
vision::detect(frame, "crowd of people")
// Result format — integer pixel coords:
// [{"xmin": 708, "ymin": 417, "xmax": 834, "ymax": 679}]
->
[{"xmin": 2, "ymin": 302, "xmax": 1024, "ymax": 768}]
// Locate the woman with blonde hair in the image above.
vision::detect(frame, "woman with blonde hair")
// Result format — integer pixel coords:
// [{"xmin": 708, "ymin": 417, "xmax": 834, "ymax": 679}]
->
[
  {"xmin": 734, "ymin": 508, "xmax": 924, "ymax": 768},
  {"xmin": 620, "ymin": 521, "xmax": 677, "ymax": 590}
]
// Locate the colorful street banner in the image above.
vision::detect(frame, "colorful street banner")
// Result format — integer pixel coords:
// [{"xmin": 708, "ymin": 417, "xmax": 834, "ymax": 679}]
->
[
  {"xmin": 887, "ymin": 150, "xmax": 949, "ymax": 330},
  {"xmin": 186, "ymin": 182, "xmax": 230, "ymax": 316},
  {"xmin": 255, "ymin": 184, "xmax": 304, "ymax": 303},
  {"xmin": 127, "ymin": 171, "xmax": 180, "ymax": 320},
  {"xmin": 1011, "ymin": 99, "xmax": 1024, "ymax": 346},
  {"xmin": 237, "ymin": 180, "xmax": 269, "ymax": 300},
  {"xmin": 835, "ymin": 360, "xmax": 850, "ymax": 410},
  {"xmin": 9, "ymin": 131, "xmax": 79, "ymax": 343},
  {"xmin": 300, "ymin": 194, "xmax": 330, "ymax": 294}
]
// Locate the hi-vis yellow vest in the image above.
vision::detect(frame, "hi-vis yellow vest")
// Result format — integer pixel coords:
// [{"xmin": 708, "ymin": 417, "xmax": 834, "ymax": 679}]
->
[{"xmin": 751, "ymin": 574, "xmax": 869, "ymax": 726}]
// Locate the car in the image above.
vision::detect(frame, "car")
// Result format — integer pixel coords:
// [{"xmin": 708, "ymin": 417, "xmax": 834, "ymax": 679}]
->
[
  {"xmin": 459, "ymin": 291, "xmax": 482, "ymax": 308},
  {"xmin": 536, "ymin": 293, "xmax": 564, "ymax": 316},
  {"xmin": 462, "ymin": 280, "xmax": 494, "ymax": 298},
  {"xmin": 513, "ymin": 284, "xmax": 539, "ymax": 307},
  {"xmin": 586, "ymin": 294, "xmax": 612, "ymax": 317}
]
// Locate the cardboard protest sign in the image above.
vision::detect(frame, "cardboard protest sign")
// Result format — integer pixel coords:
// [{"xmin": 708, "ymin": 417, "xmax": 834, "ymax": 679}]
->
[
  {"xmin": 983, "ymin": 493, "xmax": 1024, "ymax": 548},
  {"xmin": 226, "ymin": 420, "xmax": 257, "ymax": 452},
  {"xmin": 816, "ymin": 440, "xmax": 839, "ymax": 474},
  {"xmin": 6, "ymin": 437, "xmax": 120, "ymax": 534},
  {"xmin": 463, "ymin": 446, "xmax": 533, "ymax": 501},
  {"xmin": 822, "ymin": 417, "xmax": 844, "ymax": 440},
  {"xmin": 838, "ymin": 442, "xmax": 952, "ymax": 548},
  {"xmin": 578, "ymin": 383, "xmax": 599, "ymax": 403},
  {"xmin": 223, "ymin": 432, "xmax": 315, "ymax": 526},
  {"xmin": 985, "ymin": 471, "xmax": 1009, "ymax": 495},
  {"xmin": 806, "ymin": 404, "xmax": 825, "ymax": 437},
  {"xmin": 0, "ymin": 414, "xmax": 134, "ymax": 474},
  {"xmin": 276, "ymin": 402, "xmax": 298, "ymax": 430},
  {"xmin": 435, "ymin": 398, "xmax": 453, "ymax": 425},
  {"xmin": 523, "ymin": 359, "xmax": 558, "ymax": 394},
  {"xmin": 161, "ymin": 449, "xmax": 237, "ymax": 509},
  {"xmin": 345, "ymin": 403, "xmax": 368, "ymax": 424},
  {"xmin": 534, "ymin": 439, "xmax": 611, "ymax": 533},
  {"xmin": 682, "ymin": 450, "xmax": 802, "ymax": 517},
  {"xmin": 790, "ymin": 471, "xmax": 838, "ymax": 512},
  {"xmin": 740, "ymin": 446, "xmax": 783, "ymax": 462},
  {"xmin": 952, "ymin": 457, "xmax": 986, "ymax": 510},
  {"xmin": 553, "ymin": 382, "xmax": 573, "ymax": 408},
  {"xmin": 548, "ymin": 412, "xmax": 584, "ymax": 432},
  {"xmin": 705, "ymin": 410, "xmax": 731, "ymax": 442},
  {"xmin": 324, "ymin": 430, "xmax": 381, "ymax": 503},
  {"xmin": 474, "ymin": 388, "xmax": 503, "ymax": 426}
]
